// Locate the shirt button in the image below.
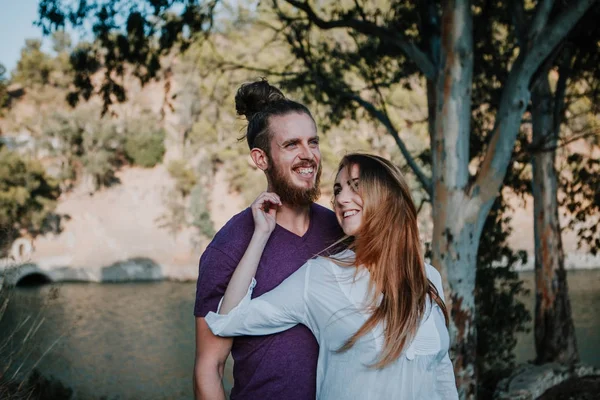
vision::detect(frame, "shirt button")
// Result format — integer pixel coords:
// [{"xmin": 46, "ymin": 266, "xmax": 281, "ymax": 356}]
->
[{"xmin": 406, "ymin": 348, "xmax": 415, "ymax": 360}]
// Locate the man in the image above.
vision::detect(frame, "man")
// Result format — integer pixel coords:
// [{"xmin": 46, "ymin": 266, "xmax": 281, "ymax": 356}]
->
[{"xmin": 193, "ymin": 80, "xmax": 342, "ymax": 399}]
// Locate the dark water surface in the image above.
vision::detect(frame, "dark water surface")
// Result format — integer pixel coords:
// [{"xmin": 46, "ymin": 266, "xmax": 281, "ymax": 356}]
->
[
  {"xmin": 0, "ymin": 269, "xmax": 598, "ymax": 399},
  {"xmin": 515, "ymin": 269, "xmax": 600, "ymax": 367}
]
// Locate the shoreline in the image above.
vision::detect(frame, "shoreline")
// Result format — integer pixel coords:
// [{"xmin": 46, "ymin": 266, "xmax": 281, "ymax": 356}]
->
[{"xmin": 2, "ymin": 250, "xmax": 599, "ymax": 287}]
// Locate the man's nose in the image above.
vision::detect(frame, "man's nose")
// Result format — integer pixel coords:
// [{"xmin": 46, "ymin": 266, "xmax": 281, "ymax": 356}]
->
[{"xmin": 298, "ymin": 143, "xmax": 314, "ymax": 160}]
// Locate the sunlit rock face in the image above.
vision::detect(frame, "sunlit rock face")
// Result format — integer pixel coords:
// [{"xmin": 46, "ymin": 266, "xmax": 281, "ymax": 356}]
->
[
  {"xmin": 2, "ymin": 166, "xmax": 201, "ymax": 284},
  {"xmin": 0, "ymin": 164, "xmax": 247, "ymax": 285}
]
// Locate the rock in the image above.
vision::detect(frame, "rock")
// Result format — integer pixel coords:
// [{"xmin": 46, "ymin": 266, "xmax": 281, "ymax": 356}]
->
[
  {"xmin": 101, "ymin": 257, "xmax": 163, "ymax": 282},
  {"xmin": 494, "ymin": 363, "xmax": 600, "ymax": 400},
  {"xmin": 537, "ymin": 375, "xmax": 600, "ymax": 400}
]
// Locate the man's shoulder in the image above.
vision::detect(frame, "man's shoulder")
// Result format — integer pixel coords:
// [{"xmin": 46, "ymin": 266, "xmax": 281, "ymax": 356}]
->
[
  {"xmin": 207, "ymin": 208, "xmax": 253, "ymax": 253},
  {"xmin": 311, "ymin": 202, "xmax": 335, "ymax": 216},
  {"xmin": 311, "ymin": 203, "xmax": 338, "ymax": 226},
  {"xmin": 310, "ymin": 202, "xmax": 343, "ymax": 239}
]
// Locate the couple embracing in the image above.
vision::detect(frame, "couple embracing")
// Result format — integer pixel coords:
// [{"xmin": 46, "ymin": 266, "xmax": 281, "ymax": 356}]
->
[{"xmin": 193, "ymin": 79, "xmax": 458, "ymax": 400}]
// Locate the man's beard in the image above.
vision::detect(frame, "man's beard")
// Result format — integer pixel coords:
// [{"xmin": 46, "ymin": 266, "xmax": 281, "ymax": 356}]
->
[{"xmin": 267, "ymin": 160, "xmax": 321, "ymax": 207}]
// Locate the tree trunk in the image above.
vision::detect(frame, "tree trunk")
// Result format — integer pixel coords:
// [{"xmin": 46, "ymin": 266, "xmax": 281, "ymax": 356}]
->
[
  {"xmin": 431, "ymin": 207, "xmax": 479, "ymax": 398},
  {"xmin": 432, "ymin": 1, "xmax": 477, "ymax": 398},
  {"xmin": 531, "ymin": 75, "xmax": 579, "ymax": 364}
]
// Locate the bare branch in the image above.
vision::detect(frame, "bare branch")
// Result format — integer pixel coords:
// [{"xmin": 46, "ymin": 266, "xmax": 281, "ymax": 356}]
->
[
  {"xmin": 351, "ymin": 95, "xmax": 433, "ymax": 195},
  {"xmin": 511, "ymin": 128, "xmax": 600, "ymax": 162},
  {"xmin": 277, "ymin": 0, "xmax": 436, "ymax": 79},
  {"xmin": 214, "ymin": 61, "xmax": 299, "ymax": 77},
  {"xmin": 528, "ymin": 0, "xmax": 555, "ymax": 42}
]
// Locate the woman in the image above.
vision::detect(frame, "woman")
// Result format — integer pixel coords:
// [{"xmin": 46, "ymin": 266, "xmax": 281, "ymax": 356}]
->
[{"xmin": 205, "ymin": 153, "xmax": 458, "ymax": 399}]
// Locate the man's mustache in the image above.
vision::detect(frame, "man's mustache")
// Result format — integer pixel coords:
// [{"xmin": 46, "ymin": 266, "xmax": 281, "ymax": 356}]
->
[{"xmin": 292, "ymin": 161, "xmax": 318, "ymax": 169}]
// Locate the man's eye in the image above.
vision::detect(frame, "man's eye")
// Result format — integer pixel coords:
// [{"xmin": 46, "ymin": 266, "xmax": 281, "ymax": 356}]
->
[
  {"xmin": 286, "ymin": 143, "xmax": 297, "ymax": 148},
  {"xmin": 309, "ymin": 140, "xmax": 319, "ymax": 146}
]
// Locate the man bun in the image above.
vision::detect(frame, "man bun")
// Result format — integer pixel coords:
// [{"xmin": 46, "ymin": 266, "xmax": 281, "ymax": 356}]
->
[{"xmin": 235, "ymin": 78, "xmax": 286, "ymax": 121}]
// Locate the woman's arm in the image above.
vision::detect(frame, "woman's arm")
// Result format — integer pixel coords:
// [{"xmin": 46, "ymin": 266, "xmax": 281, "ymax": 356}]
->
[
  {"xmin": 205, "ymin": 262, "xmax": 311, "ymax": 337},
  {"xmin": 435, "ymin": 353, "xmax": 459, "ymax": 399},
  {"xmin": 218, "ymin": 191, "xmax": 281, "ymax": 314},
  {"xmin": 426, "ymin": 264, "xmax": 459, "ymax": 399}
]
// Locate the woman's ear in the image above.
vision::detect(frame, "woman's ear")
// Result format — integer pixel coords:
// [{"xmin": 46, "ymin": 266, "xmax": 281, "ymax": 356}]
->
[{"xmin": 250, "ymin": 148, "xmax": 269, "ymax": 171}]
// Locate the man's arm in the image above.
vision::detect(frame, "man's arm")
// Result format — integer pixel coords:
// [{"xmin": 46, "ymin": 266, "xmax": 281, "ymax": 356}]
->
[{"xmin": 194, "ymin": 317, "xmax": 233, "ymax": 400}]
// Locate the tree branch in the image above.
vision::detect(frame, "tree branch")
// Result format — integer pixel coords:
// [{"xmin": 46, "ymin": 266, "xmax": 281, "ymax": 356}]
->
[
  {"xmin": 472, "ymin": 0, "xmax": 594, "ymax": 205},
  {"xmin": 351, "ymin": 95, "xmax": 433, "ymax": 195},
  {"xmin": 522, "ymin": 0, "xmax": 595, "ymax": 76},
  {"xmin": 527, "ymin": 0, "xmax": 555, "ymax": 42},
  {"xmin": 276, "ymin": 0, "xmax": 436, "ymax": 79}
]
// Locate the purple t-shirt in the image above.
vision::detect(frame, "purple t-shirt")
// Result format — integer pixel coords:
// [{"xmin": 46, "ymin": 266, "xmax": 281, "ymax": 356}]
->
[{"xmin": 194, "ymin": 203, "xmax": 343, "ymax": 400}]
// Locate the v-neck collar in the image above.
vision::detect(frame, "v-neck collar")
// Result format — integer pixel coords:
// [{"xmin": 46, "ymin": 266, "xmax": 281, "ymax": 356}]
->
[{"xmin": 273, "ymin": 204, "xmax": 315, "ymax": 242}]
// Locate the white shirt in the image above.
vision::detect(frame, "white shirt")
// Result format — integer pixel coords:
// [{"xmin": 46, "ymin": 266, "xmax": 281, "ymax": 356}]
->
[{"xmin": 205, "ymin": 250, "xmax": 459, "ymax": 400}]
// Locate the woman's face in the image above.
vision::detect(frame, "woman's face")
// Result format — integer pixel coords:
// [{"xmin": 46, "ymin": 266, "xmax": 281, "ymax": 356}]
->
[{"xmin": 333, "ymin": 164, "xmax": 363, "ymax": 236}]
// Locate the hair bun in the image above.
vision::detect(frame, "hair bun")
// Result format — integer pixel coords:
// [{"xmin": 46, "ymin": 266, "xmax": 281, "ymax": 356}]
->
[{"xmin": 235, "ymin": 78, "xmax": 286, "ymax": 121}]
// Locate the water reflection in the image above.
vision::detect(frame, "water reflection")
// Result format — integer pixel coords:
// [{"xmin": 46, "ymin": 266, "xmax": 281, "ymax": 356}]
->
[
  {"xmin": 515, "ymin": 269, "xmax": 600, "ymax": 367},
  {"xmin": 0, "ymin": 269, "xmax": 598, "ymax": 399},
  {"xmin": 1, "ymin": 282, "xmax": 202, "ymax": 400}
]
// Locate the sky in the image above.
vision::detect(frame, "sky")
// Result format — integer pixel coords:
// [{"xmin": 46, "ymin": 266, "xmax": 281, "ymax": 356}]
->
[
  {"xmin": 0, "ymin": 0, "xmax": 53, "ymax": 75},
  {"xmin": 0, "ymin": 0, "xmax": 236, "ymax": 77}
]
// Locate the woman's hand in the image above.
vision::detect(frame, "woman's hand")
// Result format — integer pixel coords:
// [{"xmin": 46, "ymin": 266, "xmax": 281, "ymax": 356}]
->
[
  {"xmin": 251, "ymin": 192, "xmax": 281, "ymax": 235},
  {"xmin": 219, "ymin": 192, "xmax": 281, "ymax": 315}
]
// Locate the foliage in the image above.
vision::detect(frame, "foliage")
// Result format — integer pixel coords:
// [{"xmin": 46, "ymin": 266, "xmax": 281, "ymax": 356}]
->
[
  {"xmin": 42, "ymin": 107, "xmax": 166, "ymax": 190},
  {"xmin": 168, "ymin": 160, "xmax": 197, "ymax": 197},
  {"xmin": 123, "ymin": 114, "xmax": 166, "ymax": 168},
  {"xmin": 561, "ymin": 153, "xmax": 600, "ymax": 255},
  {"xmin": 0, "ymin": 274, "xmax": 73, "ymax": 400},
  {"xmin": 9, "ymin": 33, "xmax": 72, "ymax": 90},
  {"xmin": 0, "ymin": 63, "xmax": 8, "ymax": 113},
  {"xmin": 474, "ymin": 195, "xmax": 531, "ymax": 398},
  {"xmin": 554, "ymin": 6, "xmax": 600, "ymax": 256},
  {"xmin": 189, "ymin": 183, "xmax": 215, "ymax": 238},
  {"xmin": 11, "ymin": 39, "xmax": 54, "ymax": 87},
  {"xmin": 156, "ymin": 191, "xmax": 188, "ymax": 237},
  {"xmin": 0, "ymin": 149, "xmax": 60, "ymax": 255},
  {"xmin": 42, "ymin": 107, "xmax": 123, "ymax": 190},
  {"xmin": 0, "ymin": 368, "xmax": 74, "ymax": 400},
  {"xmin": 37, "ymin": 0, "xmax": 220, "ymax": 112}
]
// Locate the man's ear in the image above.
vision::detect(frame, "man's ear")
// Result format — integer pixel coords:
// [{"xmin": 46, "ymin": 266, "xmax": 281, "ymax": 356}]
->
[{"xmin": 250, "ymin": 148, "xmax": 269, "ymax": 171}]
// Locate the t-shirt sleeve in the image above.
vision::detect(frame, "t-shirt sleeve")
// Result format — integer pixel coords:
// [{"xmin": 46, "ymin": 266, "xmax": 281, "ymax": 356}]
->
[{"xmin": 194, "ymin": 246, "xmax": 239, "ymax": 317}]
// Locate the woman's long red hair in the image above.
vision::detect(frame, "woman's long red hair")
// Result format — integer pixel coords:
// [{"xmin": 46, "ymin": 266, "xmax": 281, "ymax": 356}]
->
[{"xmin": 334, "ymin": 153, "xmax": 449, "ymax": 369}]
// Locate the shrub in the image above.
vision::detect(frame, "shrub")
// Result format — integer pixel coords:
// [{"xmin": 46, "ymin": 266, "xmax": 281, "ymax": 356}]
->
[
  {"xmin": 167, "ymin": 160, "xmax": 197, "ymax": 197},
  {"xmin": 475, "ymin": 196, "xmax": 531, "ymax": 399},
  {"xmin": 43, "ymin": 108, "xmax": 123, "ymax": 190},
  {"xmin": 189, "ymin": 184, "xmax": 215, "ymax": 238},
  {"xmin": 123, "ymin": 125, "xmax": 166, "ymax": 168},
  {"xmin": 0, "ymin": 149, "xmax": 60, "ymax": 255}
]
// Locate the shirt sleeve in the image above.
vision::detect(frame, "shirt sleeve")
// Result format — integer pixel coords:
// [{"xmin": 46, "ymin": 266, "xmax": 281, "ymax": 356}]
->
[
  {"xmin": 435, "ymin": 352, "xmax": 459, "ymax": 399},
  {"xmin": 205, "ymin": 262, "xmax": 311, "ymax": 337},
  {"xmin": 194, "ymin": 246, "xmax": 239, "ymax": 317},
  {"xmin": 427, "ymin": 264, "xmax": 459, "ymax": 399}
]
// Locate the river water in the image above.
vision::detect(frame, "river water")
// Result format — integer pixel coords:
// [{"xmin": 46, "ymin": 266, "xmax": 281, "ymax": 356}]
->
[{"xmin": 0, "ymin": 269, "xmax": 598, "ymax": 400}]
